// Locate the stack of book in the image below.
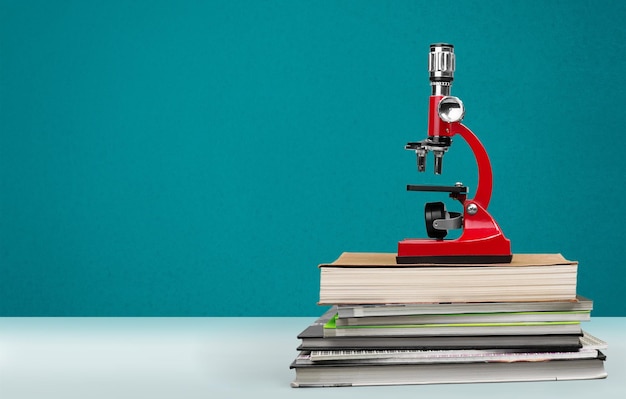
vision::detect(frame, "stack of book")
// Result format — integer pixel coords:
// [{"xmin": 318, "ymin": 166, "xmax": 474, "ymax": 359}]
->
[{"xmin": 290, "ymin": 252, "xmax": 608, "ymax": 387}]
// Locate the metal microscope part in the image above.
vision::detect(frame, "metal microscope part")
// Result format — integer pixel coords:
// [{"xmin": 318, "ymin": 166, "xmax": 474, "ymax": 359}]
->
[
  {"xmin": 406, "ymin": 184, "xmax": 467, "ymax": 194},
  {"xmin": 428, "ymin": 43, "xmax": 455, "ymax": 96},
  {"xmin": 433, "ymin": 212, "xmax": 463, "ymax": 231},
  {"xmin": 433, "ymin": 150, "xmax": 445, "ymax": 175},
  {"xmin": 438, "ymin": 96, "xmax": 465, "ymax": 123},
  {"xmin": 416, "ymin": 148, "xmax": 427, "ymax": 172},
  {"xmin": 405, "ymin": 137, "xmax": 451, "ymax": 174}
]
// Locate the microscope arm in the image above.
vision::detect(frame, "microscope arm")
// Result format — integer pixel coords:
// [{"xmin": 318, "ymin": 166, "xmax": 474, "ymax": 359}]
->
[{"xmin": 452, "ymin": 122, "xmax": 493, "ymax": 210}]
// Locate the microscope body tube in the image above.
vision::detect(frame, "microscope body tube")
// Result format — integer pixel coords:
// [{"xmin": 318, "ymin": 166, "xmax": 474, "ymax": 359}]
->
[{"xmin": 427, "ymin": 95, "xmax": 448, "ymax": 138}]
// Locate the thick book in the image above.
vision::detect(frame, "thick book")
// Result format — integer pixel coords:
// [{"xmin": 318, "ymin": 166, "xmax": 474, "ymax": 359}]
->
[
  {"xmin": 337, "ymin": 296, "xmax": 593, "ymax": 318},
  {"xmin": 319, "ymin": 253, "xmax": 577, "ymax": 304},
  {"xmin": 297, "ymin": 307, "xmax": 583, "ymax": 351},
  {"xmin": 290, "ymin": 355, "xmax": 607, "ymax": 387}
]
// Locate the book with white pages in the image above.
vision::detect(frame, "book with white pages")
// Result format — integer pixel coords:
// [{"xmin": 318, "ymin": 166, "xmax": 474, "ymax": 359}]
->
[
  {"xmin": 307, "ymin": 331, "xmax": 607, "ymax": 363},
  {"xmin": 319, "ymin": 253, "xmax": 578, "ymax": 304},
  {"xmin": 337, "ymin": 296, "xmax": 593, "ymax": 318},
  {"xmin": 334, "ymin": 310, "xmax": 590, "ymax": 327},
  {"xmin": 290, "ymin": 355, "xmax": 607, "ymax": 387}
]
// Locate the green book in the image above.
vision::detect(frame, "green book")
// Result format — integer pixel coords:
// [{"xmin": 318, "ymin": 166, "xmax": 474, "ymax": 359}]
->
[{"xmin": 323, "ymin": 314, "xmax": 582, "ymax": 338}]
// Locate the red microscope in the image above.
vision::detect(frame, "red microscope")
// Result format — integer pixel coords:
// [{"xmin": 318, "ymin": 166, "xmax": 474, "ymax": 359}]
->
[{"xmin": 396, "ymin": 43, "xmax": 512, "ymax": 264}]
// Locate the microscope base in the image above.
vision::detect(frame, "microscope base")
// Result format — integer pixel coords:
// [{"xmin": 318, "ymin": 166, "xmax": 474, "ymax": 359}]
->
[
  {"xmin": 396, "ymin": 254, "xmax": 513, "ymax": 264},
  {"xmin": 396, "ymin": 234, "xmax": 512, "ymax": 264}
]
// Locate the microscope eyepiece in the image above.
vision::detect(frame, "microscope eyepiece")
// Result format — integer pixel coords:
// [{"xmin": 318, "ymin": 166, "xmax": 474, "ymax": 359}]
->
[{"xmin": 428, "ymin": 43, "xmax": 455, "ymax": 83}]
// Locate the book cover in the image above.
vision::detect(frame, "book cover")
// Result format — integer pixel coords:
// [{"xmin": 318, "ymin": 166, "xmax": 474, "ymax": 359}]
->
[{"xmin": 322, "ymin": 253, "xmax": 576, "ymax": 267}]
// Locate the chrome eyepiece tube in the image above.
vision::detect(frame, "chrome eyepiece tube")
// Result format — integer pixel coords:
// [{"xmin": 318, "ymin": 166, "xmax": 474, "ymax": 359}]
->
[{"xmin": 428, "ymin": 43, "xmax": 455, "ymax": 96}]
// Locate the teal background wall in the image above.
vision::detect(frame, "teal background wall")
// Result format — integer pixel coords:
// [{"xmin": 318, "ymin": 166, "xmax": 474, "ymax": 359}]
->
[{"xmin": 1, "ymin": 0, "xmax": 625, "ymax": 316}]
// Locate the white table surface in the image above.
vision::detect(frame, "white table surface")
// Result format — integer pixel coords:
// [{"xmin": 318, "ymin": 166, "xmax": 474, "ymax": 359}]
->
[{"xmin": 0, "ymin": 317, "xmax": 623, "ymax": 398}]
